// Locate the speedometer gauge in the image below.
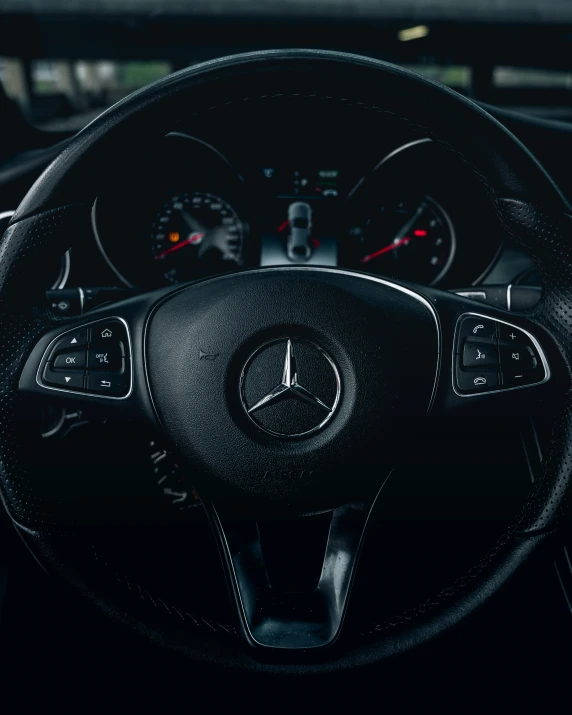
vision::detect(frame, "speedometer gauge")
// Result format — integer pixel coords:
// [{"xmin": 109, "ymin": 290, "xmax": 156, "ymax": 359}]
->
[
  {"xmin": 151, "ymin": 192, "xmax": 245, "ymax": 283},
  {"xmin": 350, "ymin": 196, "xmax": 455, "ymax": 285}
]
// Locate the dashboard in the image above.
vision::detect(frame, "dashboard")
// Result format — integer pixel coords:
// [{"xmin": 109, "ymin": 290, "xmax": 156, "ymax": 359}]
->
[
  {"xmin": 10, "ymin": 95, "xmax": 572, "ymax": 298},
  {"xmin": 92, "ymin": 119, "xmax": 504, "ymax": 292}
]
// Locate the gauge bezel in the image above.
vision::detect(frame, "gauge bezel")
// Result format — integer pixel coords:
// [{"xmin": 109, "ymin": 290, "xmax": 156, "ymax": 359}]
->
[
  {"xmin": 347, "ymin": 194, "xmax": 457, "ymax": 286},
  {"xmin": 92, "ymin": 133, "xmax": 250, "ymax": 289},
  {"xmin": 344, "ymin": 139, "xmax": 504, "ymax": 288}
]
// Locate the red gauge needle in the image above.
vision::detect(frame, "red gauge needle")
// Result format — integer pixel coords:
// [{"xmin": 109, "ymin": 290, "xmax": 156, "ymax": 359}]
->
[
  {"xmin": 360, "ymin": 236, "xmax": 411, "ymax": 263},
  {"xmin": 154, "ymin": 232, "xmax": 204, "ymax": 260}
]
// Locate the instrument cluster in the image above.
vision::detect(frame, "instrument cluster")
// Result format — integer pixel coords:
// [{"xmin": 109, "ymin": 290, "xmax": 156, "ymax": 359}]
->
[{"xmin": 93, "ymin": 133, "xmax": 502, "ymax": 290}]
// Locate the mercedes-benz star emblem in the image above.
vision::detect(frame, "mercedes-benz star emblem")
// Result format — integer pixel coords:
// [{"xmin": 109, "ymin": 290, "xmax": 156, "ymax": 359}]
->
[{"xmin": 240, "ymin": 339, "xmax": 341, "ymax": 438}]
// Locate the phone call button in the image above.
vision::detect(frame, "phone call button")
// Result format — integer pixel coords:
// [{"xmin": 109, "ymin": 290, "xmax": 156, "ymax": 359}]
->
[{"xmin": 458, "ymin": 317, "xmax": 498, "ymax": 343}]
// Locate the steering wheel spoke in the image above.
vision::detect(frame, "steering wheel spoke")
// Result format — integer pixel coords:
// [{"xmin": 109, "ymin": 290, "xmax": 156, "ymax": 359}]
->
[
  {"xmin": 419, "ymin": 286, "xmax": 564, "ymax": 417},
  {"xmin": 451, "ymin": 310, "xmax": 549, "ymax": 396},
  {"xmin": 18, "ymin": 293, "xmax": 164, "ymax": 426},
  {"xmin": 204, "ymin": 484, "xmax": 387, "ymax": 651}
]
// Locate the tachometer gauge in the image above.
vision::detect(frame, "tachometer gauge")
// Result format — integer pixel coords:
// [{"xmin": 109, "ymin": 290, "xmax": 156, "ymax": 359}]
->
[
  {"xmin": 350, "ymin": 196, "xmax": 455, "ymax": 285},
  {"xmin": 151, "ymin": 192, "xmax": 245, "ymax": 283}
]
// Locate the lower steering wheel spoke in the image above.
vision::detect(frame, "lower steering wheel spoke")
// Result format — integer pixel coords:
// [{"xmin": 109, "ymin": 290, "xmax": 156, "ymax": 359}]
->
[{"xmin": 203, "ymin": 483, "xmax": 388, "ymax": 652}]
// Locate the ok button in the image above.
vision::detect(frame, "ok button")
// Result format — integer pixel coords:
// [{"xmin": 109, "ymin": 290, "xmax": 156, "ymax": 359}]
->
[{"xmin": 53, "ymin": 350, "xmax": 86, "ymax": 370}]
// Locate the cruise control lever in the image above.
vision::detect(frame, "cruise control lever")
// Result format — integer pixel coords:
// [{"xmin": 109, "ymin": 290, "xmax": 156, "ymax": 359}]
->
[{"xmin": 47, "ymin": 287, "xmax": 129, "ymax": 317}]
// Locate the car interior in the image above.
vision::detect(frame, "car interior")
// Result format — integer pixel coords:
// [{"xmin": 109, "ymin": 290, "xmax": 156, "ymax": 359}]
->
[{"xmin": 0, "ymin": 1, "xmax": 571, "ymax": 707}]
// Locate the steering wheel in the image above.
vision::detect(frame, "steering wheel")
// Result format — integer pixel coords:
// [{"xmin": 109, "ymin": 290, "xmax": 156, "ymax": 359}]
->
[{"xmin": 2, "ymin": 50, "xmax": 571, "ymax": 673}]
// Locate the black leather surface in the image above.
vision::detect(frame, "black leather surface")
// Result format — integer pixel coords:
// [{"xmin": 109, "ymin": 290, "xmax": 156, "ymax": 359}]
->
[
  {"xmin": 1, "ymin": 50, "xmax": 571, "ymax": 672},
  {"xmin": 496, "ymin": 202, "xmax": 572, "ymax": 534},
  {"xmin": 146, "ymin": 269, "xmax": 437, "ymax": 512},
  {"xmin": 0, "ymin": 206, "xmax": 87, "ymax": 525}
]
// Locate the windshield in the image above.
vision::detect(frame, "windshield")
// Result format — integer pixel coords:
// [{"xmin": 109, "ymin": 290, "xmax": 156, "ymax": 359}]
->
[{"xmin": 1, "ymin": 1, "xmax": 571, "ymax": 133}]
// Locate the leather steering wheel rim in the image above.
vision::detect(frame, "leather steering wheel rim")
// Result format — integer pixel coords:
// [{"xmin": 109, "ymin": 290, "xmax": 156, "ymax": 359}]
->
[{"xmin": 1, "ymin": 49, "xmax": 572, "ymax": 673}]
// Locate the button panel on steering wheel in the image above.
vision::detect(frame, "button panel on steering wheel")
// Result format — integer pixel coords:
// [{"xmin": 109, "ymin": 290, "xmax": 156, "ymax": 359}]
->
[
  {"xmin": 454, "ymin": 313, "xmax": 549, "ymax": 395},
  {"xmin": 38, "ymin": 317, "xmax": 132, "ymax": 398}
]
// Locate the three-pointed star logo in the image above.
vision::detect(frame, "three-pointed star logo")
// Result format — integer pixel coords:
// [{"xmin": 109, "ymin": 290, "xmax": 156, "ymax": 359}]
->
[{"xmin": 247, "ymin": 339, "xmax": 333, "ymax": 416}]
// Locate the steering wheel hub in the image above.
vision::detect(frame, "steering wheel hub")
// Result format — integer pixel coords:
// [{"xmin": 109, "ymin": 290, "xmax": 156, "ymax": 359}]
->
[
  {"xmin": 240, "ymin": 337, "xmax": 341, "ymax": 439},
  {"xmin": 145, "ymin": 268, "xmax": 438, "ymax": 511}
]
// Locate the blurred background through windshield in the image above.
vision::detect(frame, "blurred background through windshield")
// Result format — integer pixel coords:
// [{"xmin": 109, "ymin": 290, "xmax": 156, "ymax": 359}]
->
[{"xmin": 1, "ymin": 1, "xmax": 571, "ymax": 134}]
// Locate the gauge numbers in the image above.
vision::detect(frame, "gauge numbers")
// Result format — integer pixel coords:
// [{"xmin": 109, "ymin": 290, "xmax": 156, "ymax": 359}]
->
[
  {"xmin": 151, "ymin": 192, "xmax": 245, "ymax": 284},
  {"xmin": 351, "ymin": 196, "xmax": 455, "ymax": 285}
]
